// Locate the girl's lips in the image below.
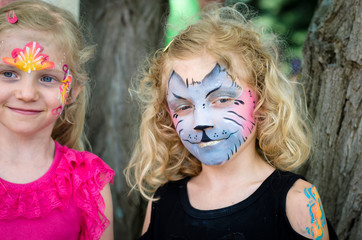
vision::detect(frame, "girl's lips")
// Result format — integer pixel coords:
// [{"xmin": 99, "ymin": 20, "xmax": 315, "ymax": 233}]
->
[
  {"xmin": 199, "ymin": 139, "xmax": 222, "ymax": 148},
  {"xmin": 8, "ymin": 106, "xmax": 43, "ymax": 115}
]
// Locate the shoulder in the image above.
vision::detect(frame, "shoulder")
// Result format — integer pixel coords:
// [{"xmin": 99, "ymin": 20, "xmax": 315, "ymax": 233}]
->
[
  {"xmin": 286, "ymin": 179, "xmax": 330, "ymax": 239},
  {"xmin": 154, "ymin": 177, "xmax": 188, "ymax": 200},
  {"xmin": 56, "ymin": 142, "xmax": 115, "ymax": 239},
  {"xmin": 57, "ymin": 142, "xmax": 114, "ymax": 181},
  {"xmin": 141, "ymin": 178, "xmax": 188, "ymax": 237}
]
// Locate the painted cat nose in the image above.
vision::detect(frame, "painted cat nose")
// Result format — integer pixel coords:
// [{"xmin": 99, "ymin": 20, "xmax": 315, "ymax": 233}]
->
[{"xmin": 194, "ymin": 125, "xmax": 213, "ymax": 131}]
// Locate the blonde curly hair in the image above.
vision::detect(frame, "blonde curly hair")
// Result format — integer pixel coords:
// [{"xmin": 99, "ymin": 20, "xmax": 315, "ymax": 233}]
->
[
  {"xmin": 126, "ymin": 4, "xmax": 311, "ymax": 200},
  {"xmin": 0, "ymin": 0, "xmax": 95, "ymax": 151}
]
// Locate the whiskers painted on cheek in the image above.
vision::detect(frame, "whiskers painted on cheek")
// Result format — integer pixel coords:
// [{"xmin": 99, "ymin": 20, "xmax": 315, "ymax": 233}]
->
[
  {"xmin": 227, "ymin": 110, "xmax": 246, "ymax": 121},
  {"xmin": 175, "ymin": 120, "xmax": 183, "ymax": 129},
  {"xmin": 227, "ymin": 137, "xmax": 243, "ymax": 161},
  {"xmin": 234, "ymin": 100, "xmax": 244, "ymax": 105},
  {"xmin": 223, "ymin": 117, "xmax": 244, "ymax": 128}
]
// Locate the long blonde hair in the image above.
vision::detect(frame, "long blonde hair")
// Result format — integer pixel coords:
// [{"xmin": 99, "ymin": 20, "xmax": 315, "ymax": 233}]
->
[
  {"xmin": 126, "ymin": 4, "xmax": 311, "ymax": 199},
  {"xmin": 0, "ymin": 0, "xmax": 94, "ymax": 151}
]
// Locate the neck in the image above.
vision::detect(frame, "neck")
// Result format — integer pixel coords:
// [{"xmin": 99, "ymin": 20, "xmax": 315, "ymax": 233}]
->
[
  {"xmin": 186, "ymin": 139, "xmax": 275, "ymax": 210},
  {"xmin": 0, "ymin": 129, "xmax": 55, "ymax": 165},
  {"xmin": 192, "ymin": 141, "xmax": 274, "ymax": 190}
]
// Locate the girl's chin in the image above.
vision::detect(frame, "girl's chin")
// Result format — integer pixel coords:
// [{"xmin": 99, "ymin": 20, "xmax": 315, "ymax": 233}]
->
[
  {"xmin": 193, "ymin": 151, "xmax": 231, "ymax": 166},
  {"xmin": 199, "ymin": 158, "xmax": 229, "ymax": 166}
]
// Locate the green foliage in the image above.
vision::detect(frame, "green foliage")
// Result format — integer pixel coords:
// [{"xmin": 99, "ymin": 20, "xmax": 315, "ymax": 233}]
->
[
  {"xmin": 225, "ymin": 0, "xmax": 318, "ymax": 76},
  {"xmin": 166, "ymin": 0, "xmax": 317, "ymax": 76}
]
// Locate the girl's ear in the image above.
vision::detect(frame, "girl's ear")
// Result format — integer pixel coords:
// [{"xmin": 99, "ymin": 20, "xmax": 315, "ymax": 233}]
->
[{"xmin": 66, "ymin": 86, "xmax": 82, "ymax": 105}]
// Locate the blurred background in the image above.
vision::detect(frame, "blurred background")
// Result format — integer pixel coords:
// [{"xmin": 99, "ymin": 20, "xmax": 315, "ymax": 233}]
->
[{"xmin": 1, "ymin": 0, "xmax": 360, "ymax": 239}]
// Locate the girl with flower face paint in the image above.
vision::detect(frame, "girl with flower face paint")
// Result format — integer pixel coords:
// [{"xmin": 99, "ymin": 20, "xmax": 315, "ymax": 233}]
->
[
  {"xmin": 0, "ymin": 1, "xmax": 114, "ymax": 239},
  {"xmin": 126, "ymin": 4, "xmax": 337, "ymax": 240}
]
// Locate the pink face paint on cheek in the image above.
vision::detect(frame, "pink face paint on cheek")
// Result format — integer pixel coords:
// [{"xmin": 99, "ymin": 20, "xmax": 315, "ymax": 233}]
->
[
  {"xmin": 2, "ymin": 42, "xmax": 55, "ymax": 73},
  {"xmin": 169, "ymin": 108, "xmax": 178, "ymax": 128},
  {"xmin": 51, "ymin": 65, "xmax": 72, "ymax": 116},
  {"xmin": 230, "ymin": 86, "xmax": 257, "ymax": 136}
]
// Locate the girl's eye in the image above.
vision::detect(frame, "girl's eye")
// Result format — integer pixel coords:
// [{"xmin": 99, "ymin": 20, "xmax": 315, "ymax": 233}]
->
[
  {"xmin": 3, "ymin": 71, "xmax": 16, "ymax": 78},
  {"xmin": 219, "ymin": 98, "xmax": 231, "ymax": 103},
  {"xmin": 175, "ymin": 105, "xmax": 192, "ymax": 112},
  {"xmin": 215, "ymin": 98, "xmax": 232, "ymax": 104},
  {"xmin": 41, "ymin": 76, "xmax": 56, "ymax": 83}
]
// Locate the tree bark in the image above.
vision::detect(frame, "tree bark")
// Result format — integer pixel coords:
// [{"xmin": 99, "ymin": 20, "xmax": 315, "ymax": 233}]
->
[
  {"xmin": 300, "ymin": 0, "xmax": 361, "ymax": 239},
  {"xmin": 81, "ymin": 0, "xmax": 167, "ymax": 239}
]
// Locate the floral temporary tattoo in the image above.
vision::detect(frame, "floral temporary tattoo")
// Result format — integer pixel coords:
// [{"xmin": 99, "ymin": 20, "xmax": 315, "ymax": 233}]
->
[
  {"xmin": 304, "ymin": 186, "xmax": 326, "ymax": 239},
  {"xmin": 2, "ymin": 41, "xmax": 54, "ymax": 73},
  {"xmin": 51, "ymin": 65, "xmax": 72, "ymax": 115}
]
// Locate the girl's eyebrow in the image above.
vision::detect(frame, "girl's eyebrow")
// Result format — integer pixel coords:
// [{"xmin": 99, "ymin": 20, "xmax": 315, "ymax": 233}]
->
[
  {"xmin": 41, "ymin": 68, "xmax": 64, "ymax": 75},
  {"xmin": 0, "ymin": 63, "xmax": 17, "ymax": 69},
  {"xmin": 205, "ymin": 85, "xmax": 221, "ymax": 98},
  {"xmin": 172, "ymin": 92, "xmax": 187, "ymax": 100},
  {"xmin": 0, "ymin": 63, "xmax": 64, "ymax": 75}
]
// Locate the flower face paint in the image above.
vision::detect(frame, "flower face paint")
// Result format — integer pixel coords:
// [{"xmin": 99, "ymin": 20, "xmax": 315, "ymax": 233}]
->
[
  {"xmin": 0, "ymin": 28, "xmax": 74, "ymax": 136},
  {"xmin": 51, "ymin": 65, "xmax": 72, "ymax": 115},
  {"xmin": 2, "ymin": 41, "xmax": 54, "ymax": 73},
  {"xmin": 167, "ymin": 64, "xmax": 257, "ymax": 165}
]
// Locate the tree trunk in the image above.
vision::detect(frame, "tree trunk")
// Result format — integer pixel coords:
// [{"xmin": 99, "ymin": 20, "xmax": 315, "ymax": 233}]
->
[
  {"xmin": 300, "ymin": 0, "xmax": 361, "ymax": 239},
  {"xmin": 80, "ymin": 0, "xmax": 167, "ymax": 239}
]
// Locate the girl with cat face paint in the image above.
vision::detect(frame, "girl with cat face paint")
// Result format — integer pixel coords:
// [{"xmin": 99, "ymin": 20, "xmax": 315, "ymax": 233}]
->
[
  {"xmin": 167, "ymin": 63, "xmax": 256, "ymax": 166},
  {"xmin": 126, "ymin": 4, "xmax": 337, "ymax": 240}
]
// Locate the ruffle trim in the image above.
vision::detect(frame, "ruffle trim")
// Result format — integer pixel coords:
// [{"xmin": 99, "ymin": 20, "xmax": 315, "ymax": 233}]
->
[{"xmin": 0, "ymin": 143, "xmax": 115, "ymax": 240}]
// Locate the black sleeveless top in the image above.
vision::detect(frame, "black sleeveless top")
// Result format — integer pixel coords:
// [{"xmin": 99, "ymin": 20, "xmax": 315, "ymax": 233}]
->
[{"xmin": 140, "ymin": 170, "xmax": 337, "ymax": 240}]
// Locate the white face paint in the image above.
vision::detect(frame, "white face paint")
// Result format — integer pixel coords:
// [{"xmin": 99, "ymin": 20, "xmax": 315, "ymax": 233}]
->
[{"xmin": 167, "ymin": 63, "xmax": 257, "ymax": 165}]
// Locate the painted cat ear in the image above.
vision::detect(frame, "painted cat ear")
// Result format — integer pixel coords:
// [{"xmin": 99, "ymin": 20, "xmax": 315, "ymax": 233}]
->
[
  {"xmin": 168, "ymin": 70, "xmax": 188, "ymax": 89},
  {"xmin": 202, "ymin": 63, "xmax": 228, "ymax": 85}
]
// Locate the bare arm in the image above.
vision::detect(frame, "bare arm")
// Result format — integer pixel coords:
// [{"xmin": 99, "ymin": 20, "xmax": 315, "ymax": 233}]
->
[
  {"xmin": 286, "ymin": 179, "xmax": 330, "ymax": 239},
  {"xmin": 100, "ymin": 183, "xmax": 114, "ymax": 240}
]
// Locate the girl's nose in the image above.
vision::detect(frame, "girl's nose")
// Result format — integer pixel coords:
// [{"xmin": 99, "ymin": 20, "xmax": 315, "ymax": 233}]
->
[
  {"xmin": 193, "ymin": 108, "xmax": 213, "ymax": 131},
  {"xmin": 15, "ymin": 78, "xmax": 39, "ymax": 102}
]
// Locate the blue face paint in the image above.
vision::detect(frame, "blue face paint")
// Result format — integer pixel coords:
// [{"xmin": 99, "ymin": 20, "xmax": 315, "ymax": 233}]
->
[{"xmin": 167, "ymin": 64, "xmax": 257, "ymax": 165}]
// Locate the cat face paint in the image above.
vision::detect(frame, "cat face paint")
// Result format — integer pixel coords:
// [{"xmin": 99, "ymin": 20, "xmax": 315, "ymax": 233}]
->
[
  {"xmin": 167, "ymin": 64, "xmax": 257, "ymax": 165},
  {"xmin": 2, "ymin": 41, "xmax": 55, "ymax": 73}
]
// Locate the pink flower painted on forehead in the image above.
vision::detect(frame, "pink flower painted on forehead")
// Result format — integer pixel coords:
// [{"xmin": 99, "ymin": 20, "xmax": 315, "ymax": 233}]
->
[{"xmin": 2, "ymin": 41, "xmax": 54, "ymax": 73}]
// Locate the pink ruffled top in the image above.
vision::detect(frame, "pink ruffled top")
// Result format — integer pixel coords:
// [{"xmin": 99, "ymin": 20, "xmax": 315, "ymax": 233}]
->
[{"xmin": 0, "ymin": 141, "xmax": 115, "ymax": 240}]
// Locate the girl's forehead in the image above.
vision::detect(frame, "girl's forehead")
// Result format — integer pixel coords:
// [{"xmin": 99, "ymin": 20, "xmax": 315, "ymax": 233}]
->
[
  {"xmin": 168, "ymin": 53, "xmax": 249, "ymax": 89},
  {"xmin": 171, "ymin": 53, "xmax": 218, "ymax": 84},
  {"xmin": 0, "ymin": 28, "xmax": 67, "ymax": 69}
]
